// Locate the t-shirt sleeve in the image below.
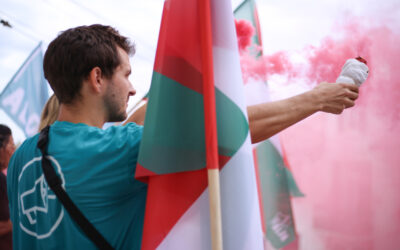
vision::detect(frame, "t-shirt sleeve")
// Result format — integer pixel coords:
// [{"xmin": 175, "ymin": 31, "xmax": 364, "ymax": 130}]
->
[
  {"xmin": 119, "ymin": 123, "xmax": 146, "ymax": 189},
  {"xmin": 124, "ymin": 123, "xmax": 144, "ymax": 149},
  {"xmin": 119, "ymin": 122, "xmax": 144, "ymax": 169}
]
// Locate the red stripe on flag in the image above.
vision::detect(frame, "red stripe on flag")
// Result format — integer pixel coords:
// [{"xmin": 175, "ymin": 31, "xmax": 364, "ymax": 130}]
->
[
  {"xmin": 253, "ymin": 148, "xmax": 266, "ymax": 234},
  {"xmin": 141, "ymin": 169, "xmax": 208, "ymax": 250},
  {"xmin": 280, "ymin": 136, "xmax": 292, "ymax": 171},
  {"xmin": 253, "ymin": 4, "xmax": 263, "ymax": 51},
  {"xmin": 135, "ymin": 163, "xmax": 157, "ymax": 182},
  {"xmin": 154, "ymin": 0, "xmax": 203, "ymax": 94},
  {"xmin": 199, "ymin": 0, "xmax": 219, "ymax": 170},
  {"xmin": 154, "ymin": 57, "xmax": 203, "ymax": 94},
  {"xmin": 141, "ymin": 154, "xmax": 230, "ymax": 249},
  {"xmin": 218, "ymin": 154, "xmax": 230, "ymax": 169},
  {"xmin": 281, "ymin": 236, "xmax": 299, "ymax": 250}
]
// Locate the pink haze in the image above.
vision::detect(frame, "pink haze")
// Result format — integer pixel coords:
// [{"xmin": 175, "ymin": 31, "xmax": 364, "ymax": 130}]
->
[
  {"xmin": 237, "ymin": 14, "xmax": 400, "ymax": 249},
  {"xmin": 281, "ymin": 20, "xmax": 400, "ymax": 249}
]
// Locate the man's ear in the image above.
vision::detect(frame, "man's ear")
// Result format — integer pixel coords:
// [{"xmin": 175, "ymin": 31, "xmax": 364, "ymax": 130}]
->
[{"xmin": 88, "ymin": 67, "xmax": 104, "ymax": 94}]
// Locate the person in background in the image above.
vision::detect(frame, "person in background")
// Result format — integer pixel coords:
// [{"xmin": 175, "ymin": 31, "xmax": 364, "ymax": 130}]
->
[
  {"xmin": 38, "ymin": 94, "xmax": 60, "ymax": 131},
  {"xmin": 0, "ymin": 124, "xmax": 15, "ymax": 250}
]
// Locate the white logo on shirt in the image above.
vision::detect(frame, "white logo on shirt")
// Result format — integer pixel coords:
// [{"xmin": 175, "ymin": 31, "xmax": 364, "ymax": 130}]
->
[{"xmin": 18, "ymin": 156, "xmax": 65, "ymax": 239}]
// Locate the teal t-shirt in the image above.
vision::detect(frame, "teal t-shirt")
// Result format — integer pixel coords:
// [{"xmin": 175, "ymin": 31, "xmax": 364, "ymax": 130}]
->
[{"xmin": 7, "ymin": 121, "xmax": 147, "ymax": 250}]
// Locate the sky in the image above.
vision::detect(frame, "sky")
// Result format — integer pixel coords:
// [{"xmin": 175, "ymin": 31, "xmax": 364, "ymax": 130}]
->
[
  {"xmin": 1, "ymin": 0, "xmax": 400, "ymax": 249},
  {"xmin": 0, "ymin": 0, "xmax": 165, "ymax": 141}
]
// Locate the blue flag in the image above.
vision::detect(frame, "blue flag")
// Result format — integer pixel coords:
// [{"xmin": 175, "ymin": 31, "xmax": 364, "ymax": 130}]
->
[{"xmin": 0, "ymin": 42, "xmax": 49, "ymax": 137}]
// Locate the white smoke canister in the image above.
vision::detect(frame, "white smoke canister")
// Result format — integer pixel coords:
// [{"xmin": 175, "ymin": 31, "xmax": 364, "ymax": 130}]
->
[{"xmin": 336, "ymin": 57, "xmax": 369, "ymax": 87}]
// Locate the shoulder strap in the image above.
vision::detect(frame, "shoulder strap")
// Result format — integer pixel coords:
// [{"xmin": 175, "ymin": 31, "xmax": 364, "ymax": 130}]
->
[{"xmin": 37, "ymin": 126, "xmax": 114, "ymax": 250}]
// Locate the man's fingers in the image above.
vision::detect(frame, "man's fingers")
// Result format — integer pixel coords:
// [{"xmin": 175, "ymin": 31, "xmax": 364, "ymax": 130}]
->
[
  {"xmin": 325, "ymin": 104, "xmax": 345, "ymax": 114},
  {"xmin": 341, "ymin": 83, "xmax": 359, "ymax": 93},
  {"xmin": 345, "ymin": 89, "xmax": 359, "ymax": 100},
  {"xmin": 343, "ymin": 98, "xmax": 355, "ymax": 108}
]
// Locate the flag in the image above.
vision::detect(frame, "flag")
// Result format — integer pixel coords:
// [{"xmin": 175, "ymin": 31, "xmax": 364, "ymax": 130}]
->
[
  {"xmin": 136, "ymin": 0, "xmax": 263, "ymax": 249},
  {"xmin": 234, "ymin": 0, "xmax": 303, "ymax": 249},
  {"xmin": 0, "ymin": 42, "xmax": 49, "ymax": 136},
  {"xmin": 253, "ymin": 138, "xmax": 301, "ymax": 249},
  {"xmin": 234, "ymin": 0, "xmax": 263, "ymax": 56}
]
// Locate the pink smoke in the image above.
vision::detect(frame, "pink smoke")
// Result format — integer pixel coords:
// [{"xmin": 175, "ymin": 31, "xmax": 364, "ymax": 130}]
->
[
  {"xmin": 278, "ymin": 18, "xmax": 400, "ymax": 249},
  {"xmin": 299, "ymin": 18, "xmax": 400, "ymax": 121},
  {"xmin": 235, "ymin": 19, "xmax": 296, "ymax": 83},
  {"xmin": 237, "ymin": 9, "xmax": 400, "ymax": 248},
  {"xmin": 235, "ymin": 19, "xmax": 254, "ymax": 52},
  {"xmin": 304, "ymin": 19, "xmax": 373, "ymax": 84}
]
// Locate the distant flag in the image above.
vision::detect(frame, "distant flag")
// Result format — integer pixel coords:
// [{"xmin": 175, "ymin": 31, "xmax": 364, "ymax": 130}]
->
[
  {"xmin": 234, "ymin": 0, "xmax": 263, "ymax": 56},
  {"xmin": 234, "ymin": 0, "xmax": 303, "ymax": 249},
  {"xmin": 254, "ymin": 138, "xmax": 302, "ymax": 249},
  {"xmin": 0, "ymin": 42, "xmax": 49, "ymax": 137},
  {"xmin": 136, "ymin": 0, "xmax": 263, "ymax": 249}
]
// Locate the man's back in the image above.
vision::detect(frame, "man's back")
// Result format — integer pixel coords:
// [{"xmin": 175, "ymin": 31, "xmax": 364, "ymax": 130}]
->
[{"xmin": 7, "ymin": 121, "xmax": 146, "ymax": 250}]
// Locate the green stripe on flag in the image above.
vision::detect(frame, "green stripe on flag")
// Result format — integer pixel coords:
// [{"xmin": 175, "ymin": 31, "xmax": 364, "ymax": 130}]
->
[
  {"xmin": 285, "ymin": 167, "xmax": 304, "ymax": 197},
  {"xmin": 256, "ymin": 140, "xmax": 296, "ymax": 248},
  {"xmin": 138, "ymin": 71, "xmax": 206, "ymax": 175},
  {"xmin": 215, "ymin": 88, "xmax": 249, "ymax": 157},
  {"xmin": 138, "ymin": 72, "xmax": 249, "ymax": 175}
]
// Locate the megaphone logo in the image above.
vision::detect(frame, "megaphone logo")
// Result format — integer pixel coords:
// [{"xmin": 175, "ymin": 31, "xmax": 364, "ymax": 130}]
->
[{"xmin": 18, "ymin": 156, "xmax": 65, "ymax": 239}]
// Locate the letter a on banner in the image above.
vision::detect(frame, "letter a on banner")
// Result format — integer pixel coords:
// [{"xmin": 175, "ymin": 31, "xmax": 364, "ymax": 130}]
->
[{"xmin": 0, "ymin": 42, "xmax": 49, "ymax": 137}]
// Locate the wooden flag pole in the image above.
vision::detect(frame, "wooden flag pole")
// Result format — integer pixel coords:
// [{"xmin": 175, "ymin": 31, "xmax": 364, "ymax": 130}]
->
[
  {"xmin": 207, "ymin": 169, "xmax": 223, "ymax": 250},
  {"xmin": 199, "ymin": 0, "xmax": 223, "ymax": 249}
]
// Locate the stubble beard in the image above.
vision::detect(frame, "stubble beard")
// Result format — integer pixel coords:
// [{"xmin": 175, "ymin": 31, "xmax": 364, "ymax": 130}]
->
[{"xmin": 104, "ymin": 89, "xmax": 127, "ymax": 123}]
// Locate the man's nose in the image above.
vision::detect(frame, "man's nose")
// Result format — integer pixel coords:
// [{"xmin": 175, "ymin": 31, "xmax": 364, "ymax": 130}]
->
[{"xmin": 129, "ymin": 82, "xmax": 136, "ymax": 96}]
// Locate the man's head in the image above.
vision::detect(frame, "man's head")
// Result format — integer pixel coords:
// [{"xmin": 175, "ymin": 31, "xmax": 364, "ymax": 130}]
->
[
  {"xmin": 43, "ymin": 24, "xmax": 136, "ymax": 110},
  {"xmin": 0, "ymin": 124, "xmax": 15, "ymax": 170},
  {"xmin": 102, "ymin": 47, "xmax": 136, "ymax": 122}
]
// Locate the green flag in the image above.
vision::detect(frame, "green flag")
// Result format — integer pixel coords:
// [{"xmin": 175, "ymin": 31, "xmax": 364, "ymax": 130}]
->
[{"xmin": 234, "ymin": 0, "xmax": 303, "ymax": 248}]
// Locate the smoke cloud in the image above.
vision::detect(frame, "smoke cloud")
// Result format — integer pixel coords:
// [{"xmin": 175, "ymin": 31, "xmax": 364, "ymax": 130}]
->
[{"xmin": 237, "ymin": 12, "xmax": 400, "ymax": 249}]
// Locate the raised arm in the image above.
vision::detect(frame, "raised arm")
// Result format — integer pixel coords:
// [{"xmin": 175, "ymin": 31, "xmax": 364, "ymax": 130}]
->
[
  {"xmin": 123, "ymin": 82, "xmax": 359, "ymax": 143},
  {"xmin": 248, "ymin": 82, "xmax": 359, "ymax": 143},
  {"xmin": 123, "ymin": 103, "xmax": 147, "ymax": 126}
]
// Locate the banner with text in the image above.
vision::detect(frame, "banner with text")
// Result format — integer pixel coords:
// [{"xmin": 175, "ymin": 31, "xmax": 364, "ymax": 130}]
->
[{"xmin": 0, "ymin": 42, "xmax": 49, "ymax": 137}]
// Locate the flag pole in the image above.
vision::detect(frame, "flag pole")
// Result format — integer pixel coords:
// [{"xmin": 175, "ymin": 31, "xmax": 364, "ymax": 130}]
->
[{"xmin": 199, "ymin": 0, "xmax": 223, "ymax": 249}]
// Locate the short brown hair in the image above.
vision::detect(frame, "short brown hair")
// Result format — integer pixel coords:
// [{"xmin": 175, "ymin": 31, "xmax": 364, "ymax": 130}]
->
[{"xmin": 43, "ymin": 24, "xmax": 135, "ymax": 104}]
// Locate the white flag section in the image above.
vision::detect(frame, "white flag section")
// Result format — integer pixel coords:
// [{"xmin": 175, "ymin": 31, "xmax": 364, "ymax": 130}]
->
[
  {"xmin": 0, "ymin": 42, "xmax": 49, "ymax": 137},
  {"xmin": 156, "ymin": 0, "xmax": 263, "ymax": 249}
]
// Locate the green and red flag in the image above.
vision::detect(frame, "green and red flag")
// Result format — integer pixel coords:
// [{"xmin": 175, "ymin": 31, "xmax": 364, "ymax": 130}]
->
[
  {"xmin": 136, "ymin": 0, "xmax": 263, "ymax": 249},
  {"xmin": 234, "ymin": 0, "xmax": 263, "ymax": 57},
  {"xmin": 253, "ymin": 138, "xmax": 301, "ymax": 249},
  {"xmin": 234, "ymin": 0, "xmax": 303, "ymax": 249}
]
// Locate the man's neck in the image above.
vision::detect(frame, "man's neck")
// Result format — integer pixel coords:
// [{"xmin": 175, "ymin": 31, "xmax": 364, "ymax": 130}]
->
[{"xmin": 58, "ymin": 102, "xmax": 106, "ymax": 128}]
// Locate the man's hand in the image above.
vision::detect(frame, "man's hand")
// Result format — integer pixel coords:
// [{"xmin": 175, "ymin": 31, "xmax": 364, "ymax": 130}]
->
[{"xmin": 312, "ymin": 82, "xmax": 359, "ymax": 114}]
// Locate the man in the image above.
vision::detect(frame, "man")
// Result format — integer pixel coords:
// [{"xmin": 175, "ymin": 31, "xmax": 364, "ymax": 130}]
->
[
  {"xmin": 7, "ymin": 24, "xmax": 358, "ymax": 250},
  {"xmin": 0, "ymin": 124, "xmax": 15, "ymax": 250}
]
